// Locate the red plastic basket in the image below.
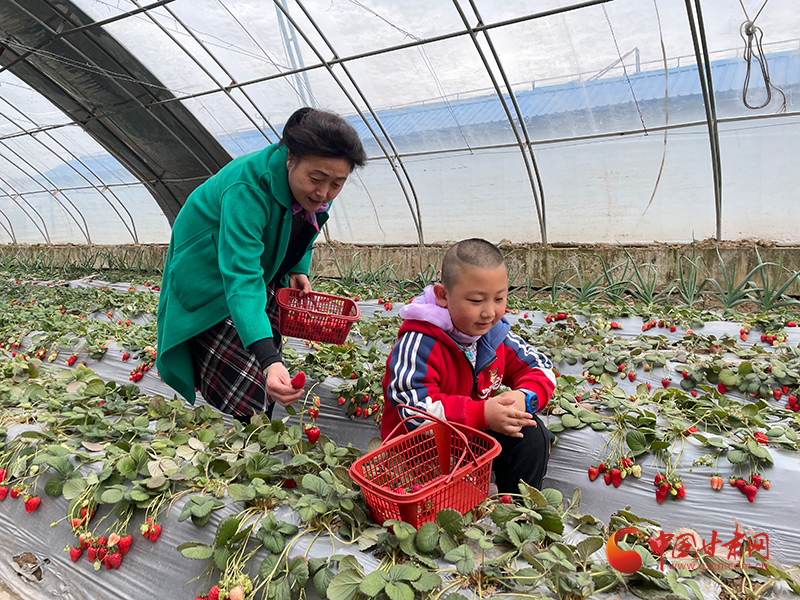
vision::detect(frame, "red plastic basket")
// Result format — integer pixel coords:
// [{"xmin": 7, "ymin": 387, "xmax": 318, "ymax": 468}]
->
[
  {"xmin": 349, "ymin": 405, "xmax": 502, "ymax": 529},
  {"xmin": 276, "ymin": 288, "xmax": 360, "ymax": 344}
]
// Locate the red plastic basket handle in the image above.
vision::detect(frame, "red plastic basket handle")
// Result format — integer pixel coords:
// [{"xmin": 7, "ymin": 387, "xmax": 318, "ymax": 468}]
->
[{"xmin": 384, "ymin": 404, "xmax": 480, "ymax": 482}]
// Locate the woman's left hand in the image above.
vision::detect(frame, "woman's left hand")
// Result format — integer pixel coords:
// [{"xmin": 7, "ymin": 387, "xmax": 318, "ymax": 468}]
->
[{"xmin": 288, "ymin": 273, "xmax": 311, "ymax": 298}]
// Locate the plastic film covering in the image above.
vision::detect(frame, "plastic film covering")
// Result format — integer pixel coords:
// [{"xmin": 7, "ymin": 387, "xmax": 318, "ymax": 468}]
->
[{"xmin": 1, "ymin": 285, "xmax": 799, "ymax": 599}]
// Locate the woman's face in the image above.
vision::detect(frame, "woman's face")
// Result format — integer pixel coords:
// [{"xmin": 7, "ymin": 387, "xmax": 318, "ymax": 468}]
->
[{"xmin": 286, "ymin": 152, "xmax": 351, "ymax": 212}]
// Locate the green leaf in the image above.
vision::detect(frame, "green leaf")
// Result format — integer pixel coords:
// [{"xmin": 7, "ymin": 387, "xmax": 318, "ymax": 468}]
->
[
  {"xmin": 491, "ymin": 503, "xmax": 521, "ymax": 526},
  {"xmin": 410, "ymin": 571, "xmax": 441, "ymax": 592},
  {"xmin": 100, "ymin": 487, "xmax": 124, "ymax": 504},
  {"xmin": 388, "ymin": 563, "xmax": 421, "ymax": 581},
  {"xmin": 385, "ymin": 581, "xmax": 414, "ymax": 600},
  {"xmin": 626, "ymin": 430, "xmax": 648, "ymax": 456},
  {"xmin": 289, "ymin": 555, "xmax": 309, "ymax": 586},
  {"xmin": 177, "ymin": 542, "xmax": 214, "ymax": 560},
  {"xmin": 359, "ymin": 571, "xmax": 389, "ymax": 596},
  {"xmin": 44, "ymin": 475, "xmax": 64, "ymax": 497},
  {"xmin": 302, "ymin": 473, "xmax": 332, "ymax": 496},
  {"xmin": 415, "ymin": 521, "xmax": 439, "ymax": 554},
  {"xmin": 62, "ymin": 477, "xmax": 86, "ymax": 500},
  {"xmin": 214, "ymin": 546, "xmax": 232, "ymax": 571},
  {"xmin": 576, "ymin": 537, "xmax": 604, "ymax": 561},
  {"xmin": 327, "ymin": 569, "xmax": 362, "ymax": 600},
  {"xmin": 227, "ymin": 483, "xmax": 254, "ymax": 501},
  {"xmin": 117, "ymin": 456, "xmax": 138, "ymax": 480},
  {"xmin": 436, "ymin": 509, "xmax": 463, "ymax": 535},
  {"xmin": 561, "ymin": 413, "xmax": 581, "ymax": 428},
  {"xmin": 216, "ymin": 516, "xmax": 241, "ymax": 547},
  {"xmin": 46, "ymin": 456, "xmax": 73, "ymax": 477},
  {"xmin": 313, "ymin": 567, "xmax": 334, "ymax": 598},
  {"xmin": 444, "ymin": 545, "xmax": 475, "ymax": 576},
  {"xmin": 727, "ymin": 449, "xmax": 749, "ymax": 464},
  {"xmin": 541, "ymin": 488, "xmax": 563, "ymax": 507},
  {"xmin": 84, "ymin": 379, "xmax": 106, "ymax": 397}
]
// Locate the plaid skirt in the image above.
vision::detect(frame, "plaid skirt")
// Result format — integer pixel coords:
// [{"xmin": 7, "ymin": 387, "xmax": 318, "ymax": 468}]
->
[{"xmin": 190, "ymin": 284, "xmax": 281, "ymax": 420}]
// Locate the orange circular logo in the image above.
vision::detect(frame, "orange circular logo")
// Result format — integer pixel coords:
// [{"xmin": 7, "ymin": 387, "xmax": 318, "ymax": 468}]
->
[{"xmin": 606, "ymin": 527, "xmax": 646, "ymax": 574}]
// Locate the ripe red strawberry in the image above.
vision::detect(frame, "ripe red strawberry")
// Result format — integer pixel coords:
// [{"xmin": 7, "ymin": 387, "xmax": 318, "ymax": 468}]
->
[
  {"xmin": 735, "ymin": 478, "xmax": 747, "ymax": 492},
  {"xmin": 337, "ymin": 396, "xmax": 346, "ymax": 405},
  {"xmin": 588, "ymin": 466, "xmax": 599, "ymax": 481},
  {"xmin": 281, "ymin": 478, "xmax": 296, "ymax": 489},
  {"xmin": 105, "ymin": 551, "xmax": 122, "ymax": 569},
  {"xmin": 10, "ymin": 487, "xmax": 21, "ymax": 499},
  {"xmin": 598, "ymin": 462, "xmax": 606, "ymax": 473},
  {"xmin": 782, "ymin": 385, "xmax": 790, "ymax": 394},
  {"xmin": 743, "ymin": 484, "xmax": 758, "ymax": 502},
  {"xmin": 97, "ymin": 547, "xmax": 108, "ymax": 561},
  {"xmin": 96, "ymin": 536, "xmax": 108, "ymax": 547},
  {"xmin": 307, "ymin": 407, "xmax": 319, "ymax": 420},
  {"xmin": 670, "ymin": 325, "xmax": 677, "ymax": 333},
  {"xmin": 355, "ymin": 407, "xmax": 362, "ymax": 417},
  {"xmin": 118, "ymin": 535, "xmax": 132, "ymax": 555},
  {"xmin": 610, "ymin": 468, "xmax": 622, "ymax": 487},
  {"xmin": 148, "ymin": 524, "xmax": 162, "ymax": 542},
  {"xmin": 603, "ymin": 472, "xmax": 612, "ymax": 485},
  {"xmin": 655, "ymin": 484, "xmax": 669, "ymax": 503},
  {"xmin": 717, "ymin": 383, "xmax": 727, "ymax": 394},
  {"xmin": 773, "ymin": 390, "xmax": 782, "ymax": 401},
  {"xmin": 87, "ymin": 546, "xmax": 97, "ymax": 562},
  {"xmin": 24, "ymin": 496, "xmax": 41, "ymax": 513},
  {"xmin": 761, "ymin": 479, "xmax": 771, "ymax": 490},
  {"xmin": 691, "ymin": 391, "xmax": 698, "ymax": 397},
  {"xmin": 674, "ymin": 482, "xmax": 686, "ymax": 499},
  {"xmin": 208, "ymin": 586, "xmax": 220, "ymax": 600},
  {"xmin": 750, "ymin": 474, "xmax": 763, "ymax": 488},
  {"xmin": 69, "ymin": 547, "xmax": 82, "ymax": 562},
  {"xmin": 305, "ymin": 426, "xmax": 321, "ymax": 444},
  {"xmin": 628, "ymin": 371, "xmax": 635, "ymax": 382},
  {"xmin": 499, "ymin": 494, "xmax": 512, "ymax": 504},
  {"xmin": 290, "ymin": 372, "xmax": 306, "ymax": 389},
  {"xmin": 0, "ymin": 487, "xmax": 7, "ymax": 500},
  {"xmin": 0, "ymin": 468, "xmax": 5, "ymax": 483},
  {"xmin": 654, "ymin": 473, "xmax": 666, "ymax": 487},
  {"xmin": 122, "ymin": 352, "xmax": 130, "ymax": 361},
  {"xmin": 661, "ymin": 379, "xmax": 670, "ymax": 388}
]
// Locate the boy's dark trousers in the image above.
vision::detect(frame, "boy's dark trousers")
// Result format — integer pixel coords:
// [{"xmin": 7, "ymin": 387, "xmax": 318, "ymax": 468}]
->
[{"xmin": 489, "ymin": 413, "xmax": 555, "ymax": 494}]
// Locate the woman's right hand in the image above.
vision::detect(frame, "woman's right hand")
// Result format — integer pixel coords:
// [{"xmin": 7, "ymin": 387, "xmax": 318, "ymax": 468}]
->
[{"xmin": 265, "ymin": 363, "xmax": 304, "ymax": 406}]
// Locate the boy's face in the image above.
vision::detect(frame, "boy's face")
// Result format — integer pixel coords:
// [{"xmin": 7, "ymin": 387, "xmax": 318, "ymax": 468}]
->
[{"xmin": 434, "ymin": 265, "xmax": 508, "ymax": 337}]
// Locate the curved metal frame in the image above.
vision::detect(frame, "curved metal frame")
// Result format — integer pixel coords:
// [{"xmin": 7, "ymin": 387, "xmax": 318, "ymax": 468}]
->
[
  {"xmin": 685, "ymin": 0, "xmax": 723, "ymax": 241},
  {"xmin": 276, "ymin": 0, "xmax": 425, "ymax": 246},
  {"xmin": 0, "ymin": 97, "xmax": 140, "ymax": 242},
  {"xmin": 453, "ymin": 0, "xmax": 548, "ymax": 244}
]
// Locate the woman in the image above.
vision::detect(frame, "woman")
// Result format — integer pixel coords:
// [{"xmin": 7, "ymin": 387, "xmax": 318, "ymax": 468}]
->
[{"xmin": 156, "ymin": 107, "xmax": 366, "ymax": 421}]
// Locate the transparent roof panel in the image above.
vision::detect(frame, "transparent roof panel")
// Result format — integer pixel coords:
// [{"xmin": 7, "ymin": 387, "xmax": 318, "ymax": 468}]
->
[{"xmin": 0, "ymin": 71, "xmax": 169, "ymax": 244}]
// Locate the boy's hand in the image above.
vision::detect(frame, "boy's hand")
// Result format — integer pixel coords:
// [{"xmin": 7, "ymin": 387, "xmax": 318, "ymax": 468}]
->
[{"xmin": 485, "ymin": 392, "xmax": 536, "ymax": 438}]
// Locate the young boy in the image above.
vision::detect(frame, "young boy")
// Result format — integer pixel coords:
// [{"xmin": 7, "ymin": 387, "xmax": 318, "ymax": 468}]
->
[{"xmin": 381, "ymin": 238, "xmax": 556, "ymax": 493}]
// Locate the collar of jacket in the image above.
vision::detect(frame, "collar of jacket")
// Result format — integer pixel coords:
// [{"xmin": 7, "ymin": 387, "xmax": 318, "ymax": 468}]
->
[
  {"xmin": 398, "ymin": 317, "xmax": 511, "ymax": 371},
  {"xmin": 267, "ymin": 144, "xmax": 293, "ymax": 210}
]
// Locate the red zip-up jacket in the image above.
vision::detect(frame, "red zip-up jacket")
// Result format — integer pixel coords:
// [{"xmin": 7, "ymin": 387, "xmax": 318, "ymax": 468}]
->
[{"xmin": 381, "ymin": 317, "xmax": 556, "ymax": 440}]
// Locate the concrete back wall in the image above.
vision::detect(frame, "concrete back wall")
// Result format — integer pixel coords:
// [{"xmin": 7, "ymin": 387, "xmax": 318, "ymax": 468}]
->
[{"xmin": 3, "ymin": 242, "xmax": 800, "ymax": 298}]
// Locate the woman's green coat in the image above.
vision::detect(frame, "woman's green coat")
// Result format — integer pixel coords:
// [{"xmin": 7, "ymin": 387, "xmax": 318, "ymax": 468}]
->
[{"xmin": 156, "ymin": 143, "xmax": 328, "ymax": 402}]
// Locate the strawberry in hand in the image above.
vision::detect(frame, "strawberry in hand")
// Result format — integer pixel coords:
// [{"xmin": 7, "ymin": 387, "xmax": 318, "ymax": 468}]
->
[{"xmin": 291, "ymin": 371, "xmax": 306, "ymax": 389}]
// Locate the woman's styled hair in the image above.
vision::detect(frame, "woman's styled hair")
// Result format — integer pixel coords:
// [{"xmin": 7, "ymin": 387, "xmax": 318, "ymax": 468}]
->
[{"xmin": 280, "ymin": 107, "xmax": 367, "ymax": 172}]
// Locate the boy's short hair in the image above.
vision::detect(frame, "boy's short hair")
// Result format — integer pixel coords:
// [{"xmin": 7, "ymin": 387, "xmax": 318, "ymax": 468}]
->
[{"xmin": 441, "ymin": 238, "xmax": 505, "ymax": 289}]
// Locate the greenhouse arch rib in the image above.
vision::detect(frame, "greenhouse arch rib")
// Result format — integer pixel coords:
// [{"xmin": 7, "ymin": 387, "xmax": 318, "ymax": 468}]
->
[
  {"xmin": 452, "ymin": 0, "xmax": 549, "ymax": 245},
  {"xmin": 684, "ymin": 0, "xmax": 723, "ymax": 241},
  {"xmin": 0, "ymin": 0, "xmax": 232, "ymax": 226},
  {"xmin": 276, "ymin": 0, "xmax": 425, "ymax": 247}
]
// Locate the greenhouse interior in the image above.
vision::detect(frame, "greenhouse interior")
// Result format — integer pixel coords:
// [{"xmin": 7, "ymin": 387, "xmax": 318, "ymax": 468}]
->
[{"xmin": 1, "ymin": 0, "xmax": 800, "ymax": 599}]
